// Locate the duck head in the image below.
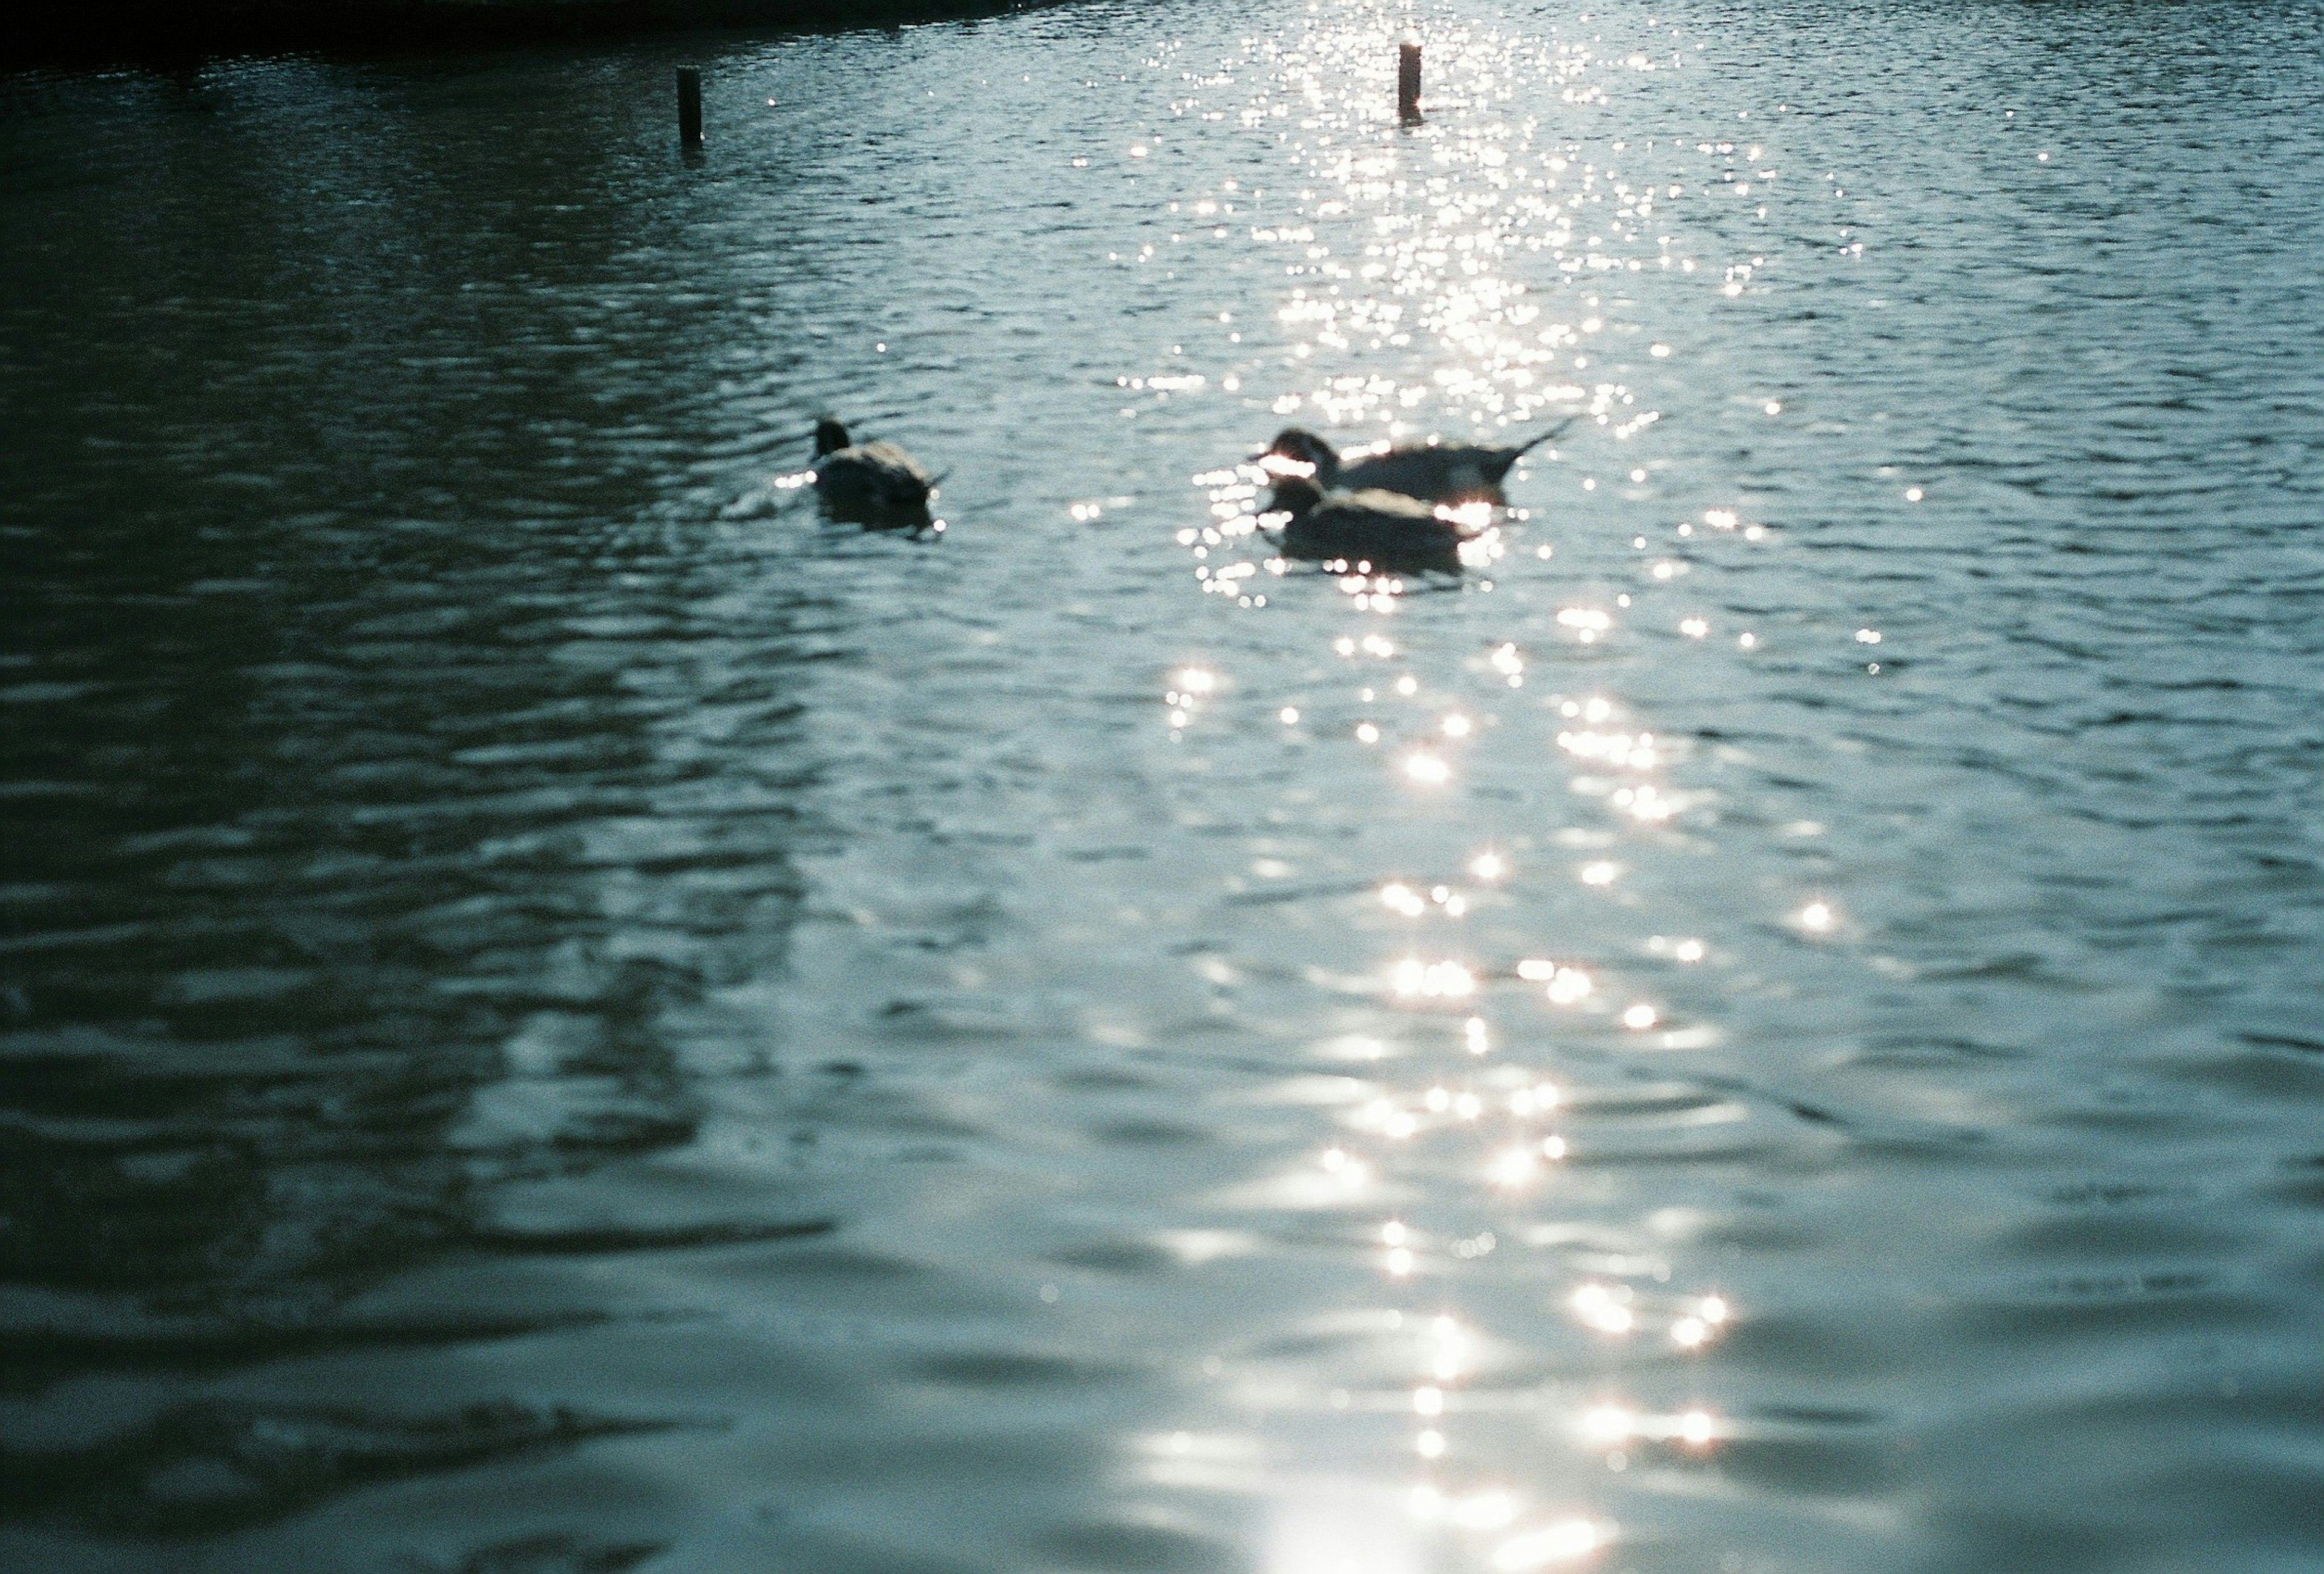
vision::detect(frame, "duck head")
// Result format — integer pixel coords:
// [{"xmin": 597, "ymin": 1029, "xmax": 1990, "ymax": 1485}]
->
[
  {"xmin": 1258, "ymin": 428, "xmax": 1342, "ymax": 487},
  {"xmin": 1265, "ymin": 475, "xmax": 1325, "ymax": 522},
  {"xmin": 813, "ymin": 418, "xmax": 853, "ymax": 457}
]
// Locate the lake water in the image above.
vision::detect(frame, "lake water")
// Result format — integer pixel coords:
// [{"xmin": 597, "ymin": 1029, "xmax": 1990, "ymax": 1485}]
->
[{"xmin": 4, "ymin": 2, "xmax": 2323, "ymax": 1570}]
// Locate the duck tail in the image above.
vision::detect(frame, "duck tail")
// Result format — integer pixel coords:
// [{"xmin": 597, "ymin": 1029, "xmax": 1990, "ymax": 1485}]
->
[{"xmin": 1512, "ymin": 414, "xmax": 1582, "ymax": 457}]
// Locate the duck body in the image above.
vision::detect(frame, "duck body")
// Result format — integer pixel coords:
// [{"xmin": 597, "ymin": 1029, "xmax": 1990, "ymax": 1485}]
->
[
  {"xmin": 1263, "ymin": 419, "xmax": 1572, "ymax": 505},
  {"xmin": 1268, "ymin": 477, "xmax": 1471, "ymax": 574},
  {"xmin": 812, "ymin": 418, "xmax": 934, "ymax": 526}
]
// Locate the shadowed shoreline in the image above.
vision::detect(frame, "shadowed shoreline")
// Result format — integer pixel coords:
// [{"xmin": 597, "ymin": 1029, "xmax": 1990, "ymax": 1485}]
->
[{"xmin": 8, "ymin": 0, "xmax": 1052, "ymax": 70}]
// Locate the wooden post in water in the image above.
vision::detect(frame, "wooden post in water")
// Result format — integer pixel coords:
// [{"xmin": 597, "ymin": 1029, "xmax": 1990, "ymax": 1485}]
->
[
  {"xmin": 1397, "ymin": 36, "xmax": 1422, "ymax": 122},
  {"xmin": 677, "ymin": 67, "xmax": 704, "ymax": 148}
]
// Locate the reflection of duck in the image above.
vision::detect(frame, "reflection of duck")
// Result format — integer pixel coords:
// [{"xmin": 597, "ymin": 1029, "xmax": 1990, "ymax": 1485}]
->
[
  {"xmin": 812, "ymin": 418, "xmax": 935, "ymax": 525},
  {"xmin": 1265, "ymin": 476, "xmax": 1476, "ymax": 574},
  {"xmin": 1258, "ymin": 417, "xmax": 1575, "ymax": 504}
]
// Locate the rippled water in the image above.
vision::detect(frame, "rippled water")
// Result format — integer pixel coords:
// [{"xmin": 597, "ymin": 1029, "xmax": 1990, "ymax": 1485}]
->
[{"xmin": 5, "ymin": 3, "xmax": 2324, "ymax": 1570}]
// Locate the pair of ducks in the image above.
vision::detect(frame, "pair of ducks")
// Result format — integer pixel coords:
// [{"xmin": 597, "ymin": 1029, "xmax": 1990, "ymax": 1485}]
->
[
  {"xmin": 1258, "ymin": 418, "xmax": 1575, "ymax": 574},
  {"xmin": 805, "ymin": 414, "xmax": 1576, "ymax": 571}
]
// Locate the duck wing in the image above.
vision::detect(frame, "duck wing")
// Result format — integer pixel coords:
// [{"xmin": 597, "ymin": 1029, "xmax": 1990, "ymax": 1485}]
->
[
  {"xmin": 855, "ymin": 439, "xmax": 929, "ymax": 478},
  {"xmin": 1335, "ymin": 447, "xmax": 1501, "ymax": 504},
  {"xmin": 816, "ymin": 441, "xmax": 933, "ymax": 516},
  {"xmin": 1336, "ymin": 419, "xmax": 1575, "ymax": 503},
  {"xmin": 1284, "ymin": 489, "xmax": 1464, "ymax": 572}
]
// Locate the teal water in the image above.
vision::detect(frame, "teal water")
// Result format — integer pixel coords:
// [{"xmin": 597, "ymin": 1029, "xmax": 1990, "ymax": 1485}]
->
[{"xmin": 4, "ymin": 3, "xmax": 2322, "ymax": 1570}]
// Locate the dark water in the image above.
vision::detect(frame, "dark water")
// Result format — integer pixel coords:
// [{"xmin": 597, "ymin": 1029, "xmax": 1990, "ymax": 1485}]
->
[{"xmin": 4, "ymin": 2, "xmax": 2323, "ymax": 1570}]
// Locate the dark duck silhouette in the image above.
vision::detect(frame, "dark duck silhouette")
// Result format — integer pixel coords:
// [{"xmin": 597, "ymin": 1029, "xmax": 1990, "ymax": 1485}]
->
[
  {"xmin": 811, "ymin": 417, "xmax": 936, "ymax": 526},
  {"xmin": 1257, "ymin": 417, "xmax": 1576, "ymax": 505},
  {"xmin": 1264, "ymin": 476, "xmax": 1487, "ymax": 575}
]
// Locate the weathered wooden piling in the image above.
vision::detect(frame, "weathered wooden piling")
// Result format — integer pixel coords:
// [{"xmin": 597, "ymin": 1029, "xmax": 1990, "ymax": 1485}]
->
[
  {"xmin": 1397, "ymin": 36, "xmax": 1422, "ymax": 121},
  {"xmin": 677, "ymin": 67, "xmax": 703, "ymax": 148}
]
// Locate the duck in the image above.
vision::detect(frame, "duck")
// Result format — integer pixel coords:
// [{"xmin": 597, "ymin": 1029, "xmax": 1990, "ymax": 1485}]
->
[
  {"xmin": 1256, "ymin": 416, "xmax": 1577, "ymax": 505},
  {"xmin": 1264, "ymin": 475, "xmax": 1480, "ymax": 574},
  {"xmin": 811, "ymin": 417, "xmax": 936, "ymax": 525}
]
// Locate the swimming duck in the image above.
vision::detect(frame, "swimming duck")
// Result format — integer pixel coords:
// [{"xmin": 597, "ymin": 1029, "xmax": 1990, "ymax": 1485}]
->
[
  {"xmin": 1257, "ymin": 417, "xmax": 1576, "ymax": 505},
  {"xmin": 1264, "ymin": 476, "xmax": 1478, "ymax": 574},
  {"xmin": 812, "ymin": 417, "xmax": 935, "ymax": 525}
]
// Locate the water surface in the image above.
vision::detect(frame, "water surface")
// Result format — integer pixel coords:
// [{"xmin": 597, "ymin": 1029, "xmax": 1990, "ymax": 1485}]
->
[{"xmin": 4, "ymin": 3, "xmax": 2323, "ymax": 1570}]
